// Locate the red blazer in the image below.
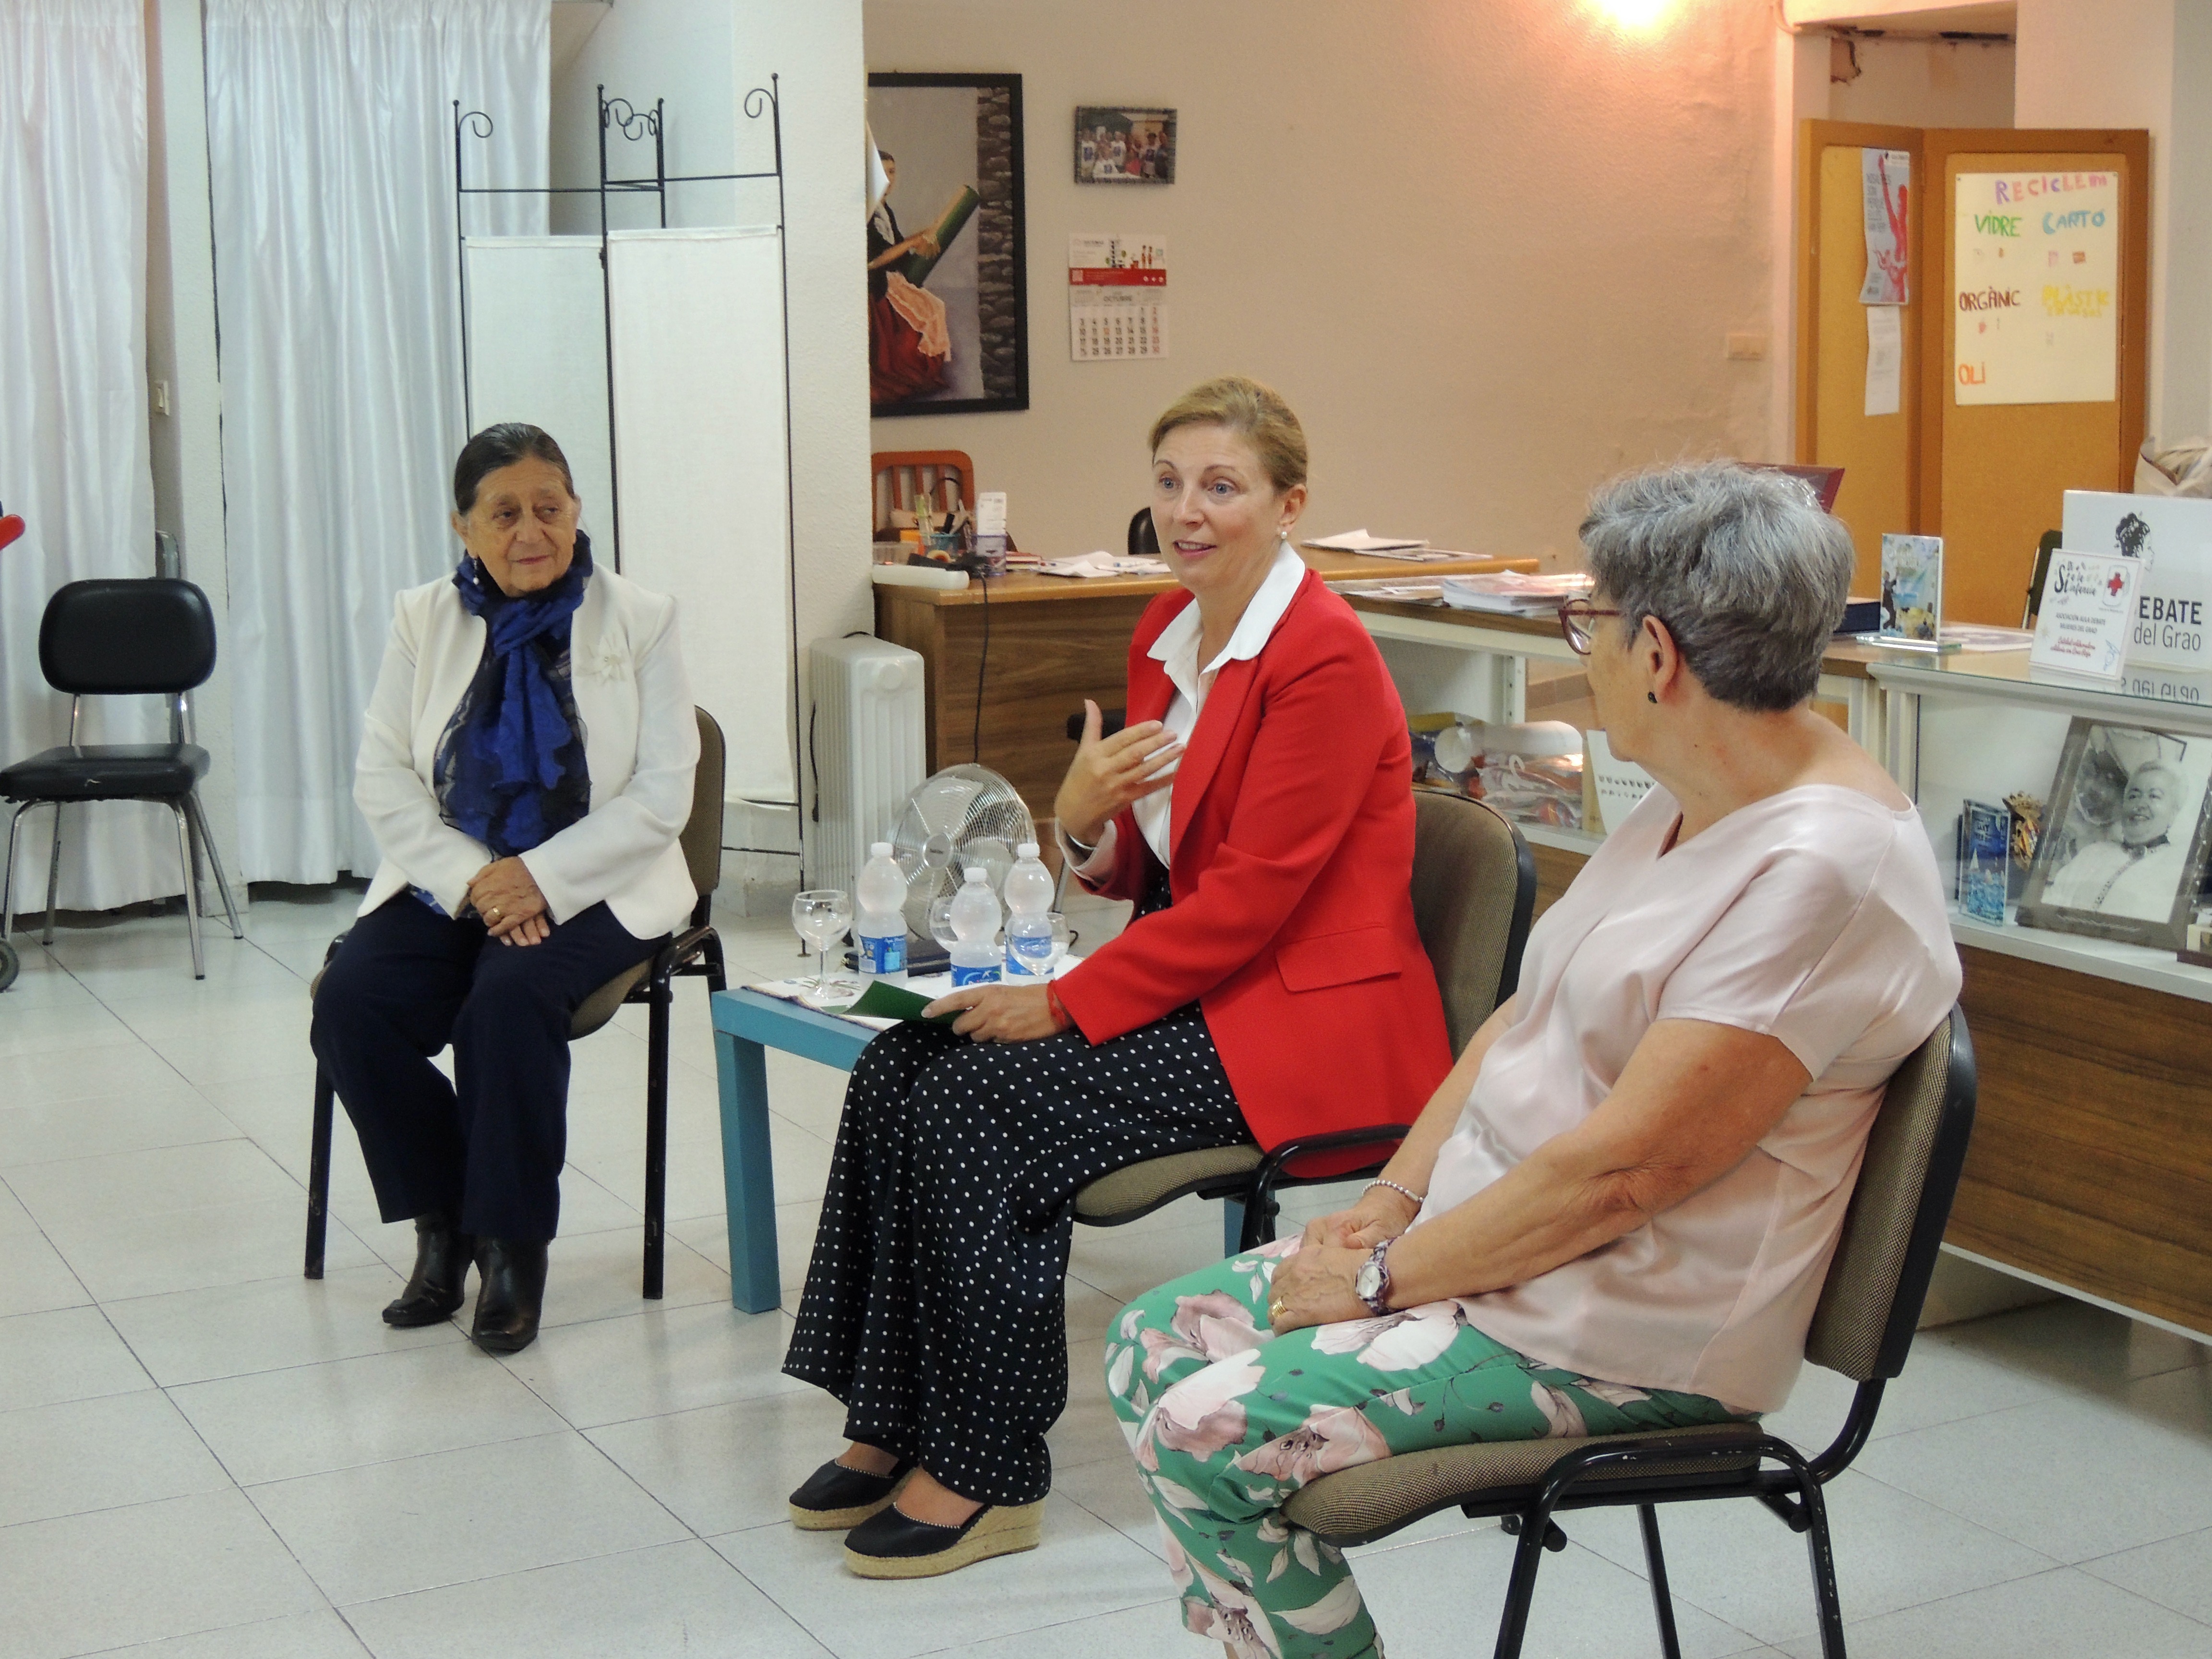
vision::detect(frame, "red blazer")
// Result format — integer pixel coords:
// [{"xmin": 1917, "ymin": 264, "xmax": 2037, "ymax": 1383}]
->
[{"xmin": 1055, "ymin": 570, "xmax": 1453, "ymax": 1155}]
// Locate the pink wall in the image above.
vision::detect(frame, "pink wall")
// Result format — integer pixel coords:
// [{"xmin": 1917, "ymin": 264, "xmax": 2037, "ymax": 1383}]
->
[{"xmin": 865, "ymin": 0, "xmax": 1787, "ymax": 568}]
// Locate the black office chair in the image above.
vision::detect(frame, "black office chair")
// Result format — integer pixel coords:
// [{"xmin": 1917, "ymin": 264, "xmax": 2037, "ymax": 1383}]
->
[
  {"xmin": 0, "ymin": 578, "xmax": 243, "ymax": 977},
  {"xmin": 303, "ymin": 708, "xmax": 729, "ymax": 1300},
  {"xmin": 1128, "ymin": 505, "xmax": 1160, "ymax": 559}
]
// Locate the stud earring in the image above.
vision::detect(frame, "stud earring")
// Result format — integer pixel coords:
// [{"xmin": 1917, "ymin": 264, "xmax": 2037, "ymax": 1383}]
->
[{"xmin": 1647, "ymin": 692, "xmax": 1658, "ymax": 703}]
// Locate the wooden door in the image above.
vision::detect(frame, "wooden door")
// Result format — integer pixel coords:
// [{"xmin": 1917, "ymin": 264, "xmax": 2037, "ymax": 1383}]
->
[
  {"xmin": 1797, "ymin": 120, "xmax": 1925, "ymax": 598},
  {"xmin": 1921, "ymin": 129, "xmax": 2150, "ymax": 626}
]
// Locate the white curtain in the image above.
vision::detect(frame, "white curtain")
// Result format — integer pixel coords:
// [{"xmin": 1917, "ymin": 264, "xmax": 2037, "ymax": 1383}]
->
[
  {"xmin": 206, "ymin": 0, "xmax": 548, "ymax": 883},
  {"xmin": 0, "ymin": 0, "xmax": 174, "ymax": 914}
]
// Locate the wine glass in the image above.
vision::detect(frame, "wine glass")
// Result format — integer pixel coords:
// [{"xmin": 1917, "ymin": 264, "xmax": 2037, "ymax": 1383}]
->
[
  {"xmin": 1041, "ymin": 912, "xmax": 1074, "ymax": 977},
  {"xmin": 791, "ymin": 890, "xmax": 856, "ymax": 999},
  {"xmin": 927, "ymin": 895, "xmax": 961, "ymax": 954}
]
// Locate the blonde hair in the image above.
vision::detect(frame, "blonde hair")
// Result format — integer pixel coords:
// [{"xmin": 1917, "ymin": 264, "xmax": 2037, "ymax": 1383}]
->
[{"xmin": 1148, "ymin": 375, "xmax": 1308, "ymax": 494}]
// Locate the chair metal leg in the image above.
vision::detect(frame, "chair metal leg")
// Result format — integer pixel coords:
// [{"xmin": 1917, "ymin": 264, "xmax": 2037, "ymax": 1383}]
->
[
  {"xmin": 305, "ymin": 1065, "xmax": 335, "ymax": 1278},
  {"xmin": 1797, "ymin": 1467, "xmax": 1849, "ymax": 1659},
  {"xmin": 1638, "ymin": 1504, "xmax": 1686, "ymax": 1659},
  {"xmin": 642, "ymin": 972, "xmax": 672, "ymax": 1299},
  {"xmin": 171, "ymin": 805, "xmax": 204, "ymax": 977},
  {"xmin": 1491, "ymin": 1509, "xmax": 1556, "ymax": 1659},
  {"xmin": 41, "ymin": 800, "xmax": 64, "ymax": 945},
  {"xmin": 1, "ymin": 800, "xmax": 41, "ymax": 943},
  {"xmin": 183, "ymin": 790, "xmax": 243, "ymax": 939}
]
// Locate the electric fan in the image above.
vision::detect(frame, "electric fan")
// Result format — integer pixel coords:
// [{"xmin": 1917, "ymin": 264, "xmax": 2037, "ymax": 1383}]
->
[{"xmin": 884, "ymin": 764, "xmax": 1035, "ymax": 942}]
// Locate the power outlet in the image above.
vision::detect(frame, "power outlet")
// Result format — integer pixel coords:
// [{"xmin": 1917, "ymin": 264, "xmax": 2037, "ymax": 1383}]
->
[{"xmin": 1724, "ymin": 333, "xmax": 1767, "ymax": 361}]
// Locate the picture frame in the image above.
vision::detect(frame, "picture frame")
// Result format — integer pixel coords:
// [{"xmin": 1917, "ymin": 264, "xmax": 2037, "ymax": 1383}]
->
[
  {"xmin": 2015, "ymin": 717, "xmax": 2212, "ymax": 949},
  {"xmin": 866, "ymin": 72, "xmax": 1029, "ymax": 416},
  {"xmin": 1879, "ymin": 533, "xmax": 1943, "ymax": 642},
  {"xmin": 1074, "ymin": 107, "xmax": 1176, "ymax": 184}
]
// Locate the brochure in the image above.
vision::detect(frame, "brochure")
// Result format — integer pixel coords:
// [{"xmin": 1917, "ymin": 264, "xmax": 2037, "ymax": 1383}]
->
[{"xmin": 2029, "ymin": 549, "xmax": 2138, "ymax": 681}]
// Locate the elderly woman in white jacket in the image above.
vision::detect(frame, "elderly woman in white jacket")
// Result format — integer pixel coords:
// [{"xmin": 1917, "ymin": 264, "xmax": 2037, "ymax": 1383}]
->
[{"xmin": 311, "ymin": 423, "xmax": 697, "ymax": 1355}]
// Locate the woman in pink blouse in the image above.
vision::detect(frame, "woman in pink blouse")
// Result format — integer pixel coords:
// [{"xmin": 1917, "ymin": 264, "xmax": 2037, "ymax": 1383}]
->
[{"xmin": 1104, "ymin": 461, "xmax": 1961, "ymax": 1659}]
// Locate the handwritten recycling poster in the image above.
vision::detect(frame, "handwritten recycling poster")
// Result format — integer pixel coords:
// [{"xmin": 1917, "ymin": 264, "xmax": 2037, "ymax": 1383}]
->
[{"xmin": 1953, "ymin": 169, "xmax": 2118, "ymax": 405}]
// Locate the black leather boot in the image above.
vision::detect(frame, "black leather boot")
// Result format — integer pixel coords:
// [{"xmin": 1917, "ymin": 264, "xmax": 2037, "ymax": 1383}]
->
[
  {"xmin": 382, "ymin": 1213, "xmax": 475, "ymax": 1327},
  {"xmin": 470, "ymin": 1238, "xmax": 549, "ymax": 1354}
]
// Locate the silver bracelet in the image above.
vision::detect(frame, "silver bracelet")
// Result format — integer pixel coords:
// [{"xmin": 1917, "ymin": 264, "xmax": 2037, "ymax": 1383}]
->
[{"xmin": 1366, "ymin": 1178, "xmax": 1424, "ymax": 1209}]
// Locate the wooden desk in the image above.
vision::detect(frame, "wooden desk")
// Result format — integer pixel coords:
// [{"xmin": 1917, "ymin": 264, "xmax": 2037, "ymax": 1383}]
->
[{"xmin": 874, "ymin": 550, "xmax": 1537, "ymax": 818}]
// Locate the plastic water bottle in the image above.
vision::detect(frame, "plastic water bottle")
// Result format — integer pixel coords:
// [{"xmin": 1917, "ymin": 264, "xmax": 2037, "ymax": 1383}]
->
[
  {"xmin": 854, "ymin": 842, "xmax": 908, "ymax": 977},
  {"xmin": 947, "ymin": 865, "xmax": 1003, "ymax": 987},
  {"xmin": 1003, "ymin": 842, "xmax": 1056, "ymax": 980}
]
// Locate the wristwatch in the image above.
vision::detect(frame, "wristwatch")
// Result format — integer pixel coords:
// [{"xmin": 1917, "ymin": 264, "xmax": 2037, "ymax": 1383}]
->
[{"xmin": 1353, "ymin": 1239, "xmax": 1395, "ymax": 1317}]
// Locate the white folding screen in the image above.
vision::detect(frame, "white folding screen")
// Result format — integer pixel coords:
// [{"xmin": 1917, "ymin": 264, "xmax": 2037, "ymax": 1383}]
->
[
  {"xmin": 606, "ymin": 228, "xmax": 795, "ymax": 805},
  {"xmin": 461, "ymin": 236, "xmax": 613, "ymax": 554}
]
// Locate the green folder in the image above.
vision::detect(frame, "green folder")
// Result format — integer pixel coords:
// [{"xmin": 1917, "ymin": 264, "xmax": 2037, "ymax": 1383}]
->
[
  {"xmin": 898, "ymin": 185, "xmax": 980, "ymax": 288},
  {"xmin": 840, "ymin": 979, "xmax": 959, "ymax": 1024}
]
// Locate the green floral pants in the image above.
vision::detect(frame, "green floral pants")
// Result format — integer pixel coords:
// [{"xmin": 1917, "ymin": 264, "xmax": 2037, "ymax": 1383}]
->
[{"xmin": 1103, "ymin": 1237, "xmax": 1747, "ymax": 1659}]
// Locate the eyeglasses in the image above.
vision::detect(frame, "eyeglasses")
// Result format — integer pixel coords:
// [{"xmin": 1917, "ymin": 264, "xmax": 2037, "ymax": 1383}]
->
[{"xmin": 1557, "ymin": 599, "xmax": 1624, "ymax": 657}]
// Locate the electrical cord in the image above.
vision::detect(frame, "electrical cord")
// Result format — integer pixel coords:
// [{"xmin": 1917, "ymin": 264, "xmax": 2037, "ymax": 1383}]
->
[{"xmin": 974, "ymin": 569, "xmax": 990, "ymax": 763}]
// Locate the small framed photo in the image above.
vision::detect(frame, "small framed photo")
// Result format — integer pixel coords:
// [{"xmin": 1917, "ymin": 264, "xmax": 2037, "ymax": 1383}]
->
[
  {"xmin": 1880, "ymin": 533, "xmax": 1943, "ymax": 642},
  {"xmin": 1075, "ymin": 108, "xmax": 1175, "ymax": 184},
  {"xmin": 2016, "ymin": 718, "xmax": 2212, "ymax": 949}
]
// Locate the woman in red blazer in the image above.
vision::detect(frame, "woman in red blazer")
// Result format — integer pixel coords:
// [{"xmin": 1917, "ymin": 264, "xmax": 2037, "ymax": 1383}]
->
[{"xmin": 781, "ymin": 376, "xmax": 1451, "ymax": 1579}]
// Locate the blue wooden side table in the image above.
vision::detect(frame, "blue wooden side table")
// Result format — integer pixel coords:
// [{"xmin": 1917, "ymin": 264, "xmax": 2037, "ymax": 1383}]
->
[{"xmin": 709, "ymin": 986, "xmax": 873, "ymax": 1313}]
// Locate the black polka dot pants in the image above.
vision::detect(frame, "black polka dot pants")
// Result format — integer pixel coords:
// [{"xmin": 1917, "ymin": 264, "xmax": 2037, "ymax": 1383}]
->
[{"xmin": 781, "ymin": 1003, "xmax": 1247, "ymax": 1507}]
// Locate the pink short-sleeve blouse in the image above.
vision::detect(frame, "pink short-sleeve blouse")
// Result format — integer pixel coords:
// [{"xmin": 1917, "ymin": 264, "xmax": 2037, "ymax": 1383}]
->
[{"xmin": 1418, "ymin": 782, "xmax": 1961, "ymax": 1413}]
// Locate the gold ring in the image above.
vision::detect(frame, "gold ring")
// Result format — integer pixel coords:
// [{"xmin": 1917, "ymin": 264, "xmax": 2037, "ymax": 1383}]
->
[
  {"xmin": 1269, "ymin": 1298, "xmax": 1288, "ymax": 1322},
  {"xmin": 489, "ymin": 907, "xmax": 503, "ymax": 921}
]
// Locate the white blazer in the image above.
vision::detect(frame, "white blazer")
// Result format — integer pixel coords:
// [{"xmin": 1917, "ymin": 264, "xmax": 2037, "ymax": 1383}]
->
[{"xmin": 354, "ymin": 565, "xmax": 700, "ymax": 940}]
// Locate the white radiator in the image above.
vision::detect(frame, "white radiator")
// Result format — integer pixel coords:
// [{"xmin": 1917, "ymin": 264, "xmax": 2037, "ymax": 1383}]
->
[{"xmin": 809, "ymin": 636, "xmax": 926, "ymax": 892}]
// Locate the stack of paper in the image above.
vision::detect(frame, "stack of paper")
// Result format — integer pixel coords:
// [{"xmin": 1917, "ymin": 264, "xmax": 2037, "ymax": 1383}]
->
[
  {"xmin": 1303, "ymin": 529, "xmax": 1430, "ymax": 553},
  {"xmin": 1438, "ymin": 571, "xmax": 1595, "ymax": 615},
  {"xmin": 1037, "ymin": 551, "xmax": 1171, "ymax": 579}
]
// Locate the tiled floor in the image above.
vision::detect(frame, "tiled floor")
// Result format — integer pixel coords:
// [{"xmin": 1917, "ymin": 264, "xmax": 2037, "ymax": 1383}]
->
[{"xmin": 3, "ymin": 887, "xmax": 2212, "ymax": 1658}]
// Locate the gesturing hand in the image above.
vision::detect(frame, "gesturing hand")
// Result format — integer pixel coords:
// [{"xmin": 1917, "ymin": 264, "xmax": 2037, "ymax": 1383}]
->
[
  {"xmin": 468, "ymin": 857, "xmax": 550, "ymax": 945},
  {"xmin": 1053, "ymin": 699, "xmax": 1182, "ymax": 848}
]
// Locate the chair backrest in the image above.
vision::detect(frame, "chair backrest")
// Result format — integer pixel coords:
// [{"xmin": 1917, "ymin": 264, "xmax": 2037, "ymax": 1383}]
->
[
  {"xmin": 1127, "ymin": 505, "xmax": 1159, "ymax": 559},
  {"xmin": 682, "ymin": 709, "xmax": 727, "ymax": 902},
  {"xmin": 1410, "ymin": 791, "xmax": 1537, "ymax": 1051},
  {"xmin": 871, "ymin": 449, "xmax": 975, "ymax": 538},
  {"xmin": 1804, "ymin": 1007, "xmax": 1978, "ymax": 1383},
  {"xmin": 40, "ymin": 579, "xmax": 216, "ymax": 695}
]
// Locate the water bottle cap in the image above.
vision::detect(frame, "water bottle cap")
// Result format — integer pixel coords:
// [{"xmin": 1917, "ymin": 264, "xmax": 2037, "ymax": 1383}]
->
[
  {"xmin": 963, "ymin": 866, "xmax": 986, "ymax": 881},
  {"xmin": 870, "ymin": 842, "xmax": 892, "ymax": 857},
  {"xmin": 1016, "ymin": 842, "xmax": 1039, "ymax": 858}
]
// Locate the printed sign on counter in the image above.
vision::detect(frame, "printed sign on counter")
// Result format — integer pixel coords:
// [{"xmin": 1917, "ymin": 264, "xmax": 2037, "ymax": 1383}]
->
[
  {"xmin": 1953, "ymin": 169, "xmax": 2119, "ymax": 406},
  {"xmin": 2062, "ymin": 491, "xmax": 2212, "ymax": 672},
  {"xmin": 2029, "ymin": 550, "xmax": 2137, "ymax": 680}
]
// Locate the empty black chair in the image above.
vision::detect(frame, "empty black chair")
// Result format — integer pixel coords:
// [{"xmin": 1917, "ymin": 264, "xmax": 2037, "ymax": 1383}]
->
[{"xmin": 1, "ymin": 579, "xmax": 242, "ymax": 976}]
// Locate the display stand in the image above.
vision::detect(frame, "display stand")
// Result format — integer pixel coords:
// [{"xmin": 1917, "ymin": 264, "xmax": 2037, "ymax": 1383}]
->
[{"xmin": 446, "ymin": 83, "xmax": 805, "ymax": 842}]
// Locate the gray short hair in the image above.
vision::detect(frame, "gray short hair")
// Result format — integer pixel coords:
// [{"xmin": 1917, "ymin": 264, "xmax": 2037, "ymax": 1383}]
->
[{"xmin": 1579, "ymin": 463, "xmax": 1854, "ymax": 712}]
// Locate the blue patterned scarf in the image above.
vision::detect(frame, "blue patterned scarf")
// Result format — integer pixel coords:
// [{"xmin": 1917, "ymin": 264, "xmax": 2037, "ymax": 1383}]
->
[{"xmin": 433, "ymin": 534, "xmax": 594, "ymax": 860}]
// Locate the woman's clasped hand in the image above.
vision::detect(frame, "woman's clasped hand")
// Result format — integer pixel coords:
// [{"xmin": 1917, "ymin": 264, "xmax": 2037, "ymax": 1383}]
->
[
  {"xmin": 1264, "ymin": 1182, "xmax": 1422, "ymax": 1332},
  {"xmin": 468, "ymin": 855, "xmax": 550, "ymax": 944}
]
